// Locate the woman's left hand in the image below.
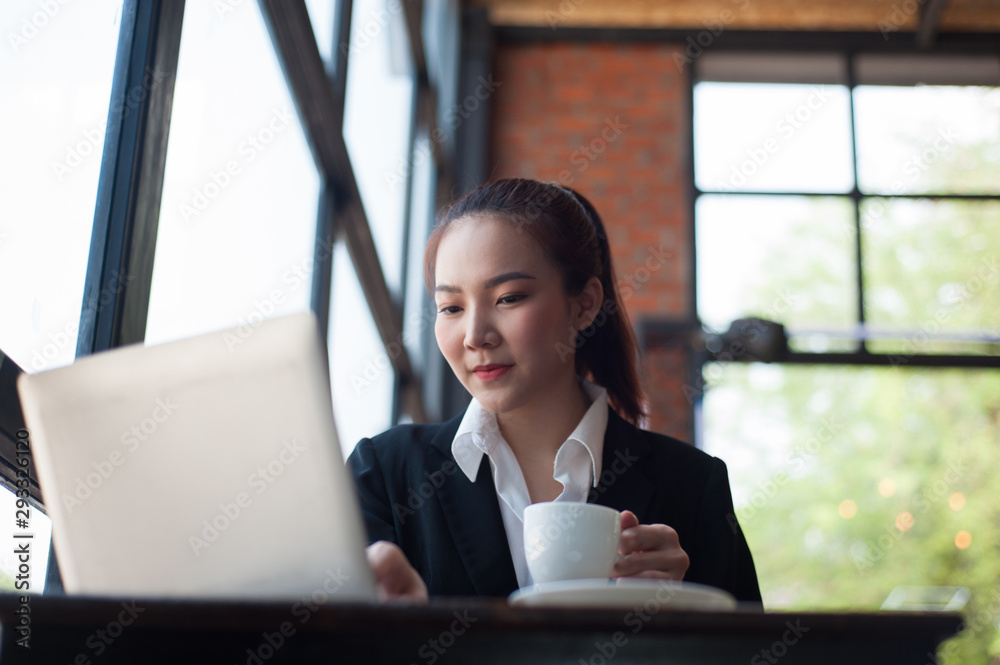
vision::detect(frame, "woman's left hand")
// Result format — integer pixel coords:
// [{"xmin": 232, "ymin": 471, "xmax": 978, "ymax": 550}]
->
[{"xmin": 612, "ymin": 510, "xmax": 690, "ymax": 580}]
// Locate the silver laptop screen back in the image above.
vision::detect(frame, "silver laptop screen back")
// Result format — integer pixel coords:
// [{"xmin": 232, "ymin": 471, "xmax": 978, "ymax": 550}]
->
[{"xmin": 18, "ymin": 312, "xmax": 375, "ymax": 601}]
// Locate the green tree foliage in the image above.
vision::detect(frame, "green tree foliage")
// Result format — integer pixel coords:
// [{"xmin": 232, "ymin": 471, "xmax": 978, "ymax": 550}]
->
[
  {"xmin": 707, "ymin": 365, "xmax": 1000, "ymax": 663},
  {"xmin": 703, "ymin": 84, "xmax": 1000, "ymax": 662}
]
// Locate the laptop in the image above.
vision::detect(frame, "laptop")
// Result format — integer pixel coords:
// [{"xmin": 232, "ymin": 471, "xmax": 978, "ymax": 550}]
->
[{"xmin": 17, "ymin": 312, "xmax": 375, "ymax": 601}]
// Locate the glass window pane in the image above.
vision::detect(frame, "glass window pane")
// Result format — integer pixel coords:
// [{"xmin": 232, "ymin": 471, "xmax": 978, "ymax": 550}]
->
[
  {"xmin": 423, "ymin": 0, "xmax": 459, "ymax": 103},
  {"xmin": 304, "ymin": 0, "xmax": 336, "ymax": 66},
  {"xmin": 402, "ymin": 133, "xmax": 437, "ymax": 378},
  {"xmin": 145, "ymin": 1, "xmax": 320, "ymax": 345},
  {"xmin": 696, "ymin": 195, "xmax": 857, "ymax": 345},
  {"xmin": 701, "ymin": 364, "xmax": 1000, "ymax": 664},
  {"xmin": 329, "ymin": 244, "xmax": 393, "ymax": 457},
  {"xmin": 343, "ymin": 0, "xmax": 415, "ymax": 294},
  {"xmin": 0, "ymin": 0, "xmax": 122, "ymax": 371},
  {"xmin": 855, "ymin": 86, "xmax": 1000, "ymax": 195},
  {"xmin": 694, "ymin": 82, "xmax": 854, "ymax": 193},
  {"xmin": 861, "ymin": 198, "xmax": 1000, "ymax": 352}
]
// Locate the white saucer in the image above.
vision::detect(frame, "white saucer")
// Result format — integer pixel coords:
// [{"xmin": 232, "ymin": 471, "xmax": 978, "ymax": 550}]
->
[{"xmin": 508, "ymin": 578, "xmax": 737, "ymax": 610}]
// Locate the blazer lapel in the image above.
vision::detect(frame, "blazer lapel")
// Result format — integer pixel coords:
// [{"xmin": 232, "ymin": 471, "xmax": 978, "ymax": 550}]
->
[
  {"xmin": 422, "ymin": 407, "xmax": 654, "ymax": 595},
  {"xmin": 589, "ymin": 408, "xmax": 658, "ymax": 522},
  {"xmin": 427, "ymin": 430, "xmax": 519, "ymax": 596}
]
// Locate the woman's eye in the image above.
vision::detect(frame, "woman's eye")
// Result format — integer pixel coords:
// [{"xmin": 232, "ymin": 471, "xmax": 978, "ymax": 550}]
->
[
  {"xmin": 498, "ymin": 294, "xmax": 525, "ymax": 305},
  {"xmin": 437, "ymin": 305, "xmax": 461, "ymax": 315}
]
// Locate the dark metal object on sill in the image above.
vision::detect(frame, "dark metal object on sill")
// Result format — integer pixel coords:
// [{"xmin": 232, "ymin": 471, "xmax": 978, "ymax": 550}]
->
[{"xmin": 702, "ymin": 318, "xmax": 789, "ymax": 364}]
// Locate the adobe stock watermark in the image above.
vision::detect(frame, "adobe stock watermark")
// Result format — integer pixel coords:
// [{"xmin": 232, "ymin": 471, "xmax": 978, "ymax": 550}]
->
[
  {"xmin": 339, "ymin": 0, "xmax": 403, "ymax": 58},
  {"xmin": 412, "ymin": 610, "xmax": 477, "ymax": 665},
  {"xmin": 878, "ymin": 0, "xmax": 920, "ymax": 40},
  {"xmin": 390, "ymin": 434, "xmax": 511, "ymax": 525},
  {"xmin": 524, "ymin": 503, "xmax": 601, "ymax": 561},
  {"xmin": 854, "ymin": 127, "xmax": 959, "ymax": 236},
  {"xmin": 588, "ymin": 449, "xmax": 640, "ymax": 502},
  {"xmin": 8, "ymin": 0, "xmax": 72, "ymax": 53},
  {"xmin": 50, "ymin": 123, "xmax": 104, "ymax": 183},
  {"xmin": 750, "ymin": 620, "xmax": 810, "ymax": 665},
  {"xmin": 349, "ymin": 306, "xmax": 435, "ymax": 395},
  {"xmin": 924, "ymin": 589, "xmax": 1000, "ymax": 665},
  {"xmin": 29, "ymin": 270, "xmax": 134, "ymax": 372},
  {"xmin": 222, "ymin": 236, "xmax": 335, "ymax": 353},
  {"xmin": 886, "ymin": 255, "xmax": 998, "ymax": 368},
  {"xmin": 726, "ymin": 415, "xmax": 845, "ymax": 533},
  {"xmin": 59, "ymin": 600, "xmax": 145, "ymax": 661},
  {"xmin": 555, "ymin": 297, "xmax": 623, "ymax": 363},
  {"xmin": 683, "ymin": 291, "xmax": 799, "ymax": 406},
  {"xmin": 555, "ymin": 241, "xmax": 672, "ymax": 363},
  {"xmin": 545, "ymin": 0, "xmax": 586, "ymax": 29},
  {"xmin": 51, "ymin": 67, "xmax": 169, "ymax": 183},
  {"xmin": 714, "ymin": 86, "xmax": 834, "ymax": 192},
  {"xmin": 557, "ymin": 116, "xmax": 629, "ymax": 188},
  {"xmin": 29, "ymin": 321, "xmax": 79, "ymax": 372},
  {"xmin": 213, "ymin": 0, "xmax": 250, "ymax": 20},
  {"xmin": 179, "ymin": 107, "xmax": 295, "ymax": 223},
  {"xmin": 392, "ymin": 458, "xmax": 459, "ymax": 525},
  {"xmin": 618, "ymin": 244, "xmax": 674, "ymax": 301},
  {"xmin": 236, "ymin": 567, "xmax": 352, "ymax": 665},
  {"xmin": 60, "ymin": 397, "xmax": 180, "ymax": 515},
  {"xmin": 385, "ymin": 75, "xmax": 502, "ymax": 191},
  {"xmin": 189, "ymin": 438, "xmax": 307, "ymax": 556},
  {"xmin": 576, "ymin": 581, "xmax": 693, "ymax": 665},
  {"xmin": 672, "ymin": 0, "xmax": 753, "ymax": 71},
  {"xmin": 852, "ymin": 459, "xmax": 968, "ymax": 571},
  {"xmin": 579, "ymin": 584, "xmax": 799, "ymax": 665},
  {"xmin": 222, "ymin": 291, "xmax": 289, "ymax": 353}
]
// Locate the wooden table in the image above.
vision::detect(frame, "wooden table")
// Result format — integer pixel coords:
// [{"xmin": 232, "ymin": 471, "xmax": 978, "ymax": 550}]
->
[{"xmin": 0, "ymin": 595, "xmax": 962, "ymax": 664}]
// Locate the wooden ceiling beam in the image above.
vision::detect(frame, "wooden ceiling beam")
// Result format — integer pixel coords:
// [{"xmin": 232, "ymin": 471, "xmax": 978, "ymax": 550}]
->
[{"xmin": 470, "ymin": 0, "xmax": 1000, "ymax": 32}]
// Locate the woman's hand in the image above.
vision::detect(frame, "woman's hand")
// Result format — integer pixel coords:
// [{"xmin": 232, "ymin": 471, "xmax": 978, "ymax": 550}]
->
[
  {"xmin": 366, "ymin": 541, "xmax": 429, "ymax": 602},
  {"xmin": 612, "ymin": 510, "xmax": 690, "ymax": 580}
]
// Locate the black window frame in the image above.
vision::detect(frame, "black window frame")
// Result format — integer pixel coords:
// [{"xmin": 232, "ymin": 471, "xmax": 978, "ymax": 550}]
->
[
  {"xmin": 688, "ymin": 49, "xmax": 1000, "ymax": 373},
  {"xmin": 0, "ymin": 0, "xmax": 465, "ymax": 592}
]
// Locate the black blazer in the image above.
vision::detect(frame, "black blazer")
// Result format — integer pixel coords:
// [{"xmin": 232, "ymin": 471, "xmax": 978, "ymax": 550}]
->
[{"xmin": 347, "ymin": 407, "xmax": 762, "ymax": 603}]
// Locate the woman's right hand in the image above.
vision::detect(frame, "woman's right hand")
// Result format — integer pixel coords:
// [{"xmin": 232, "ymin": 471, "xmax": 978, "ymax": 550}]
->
[{"xmin": 366, "ymin": 541, "xmax": 429, "ymax": 602}]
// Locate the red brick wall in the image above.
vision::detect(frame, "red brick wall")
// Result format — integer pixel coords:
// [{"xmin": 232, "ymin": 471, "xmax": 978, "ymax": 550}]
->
[{"xmin": 490, "ymin": 42, "xmax": 695, "ymax": 442}]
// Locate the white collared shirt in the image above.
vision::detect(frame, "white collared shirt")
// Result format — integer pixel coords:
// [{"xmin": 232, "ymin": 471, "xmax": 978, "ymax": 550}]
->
[{"xmin": 451, "ymin": 380, "xmax": 609, "ymax": 588}]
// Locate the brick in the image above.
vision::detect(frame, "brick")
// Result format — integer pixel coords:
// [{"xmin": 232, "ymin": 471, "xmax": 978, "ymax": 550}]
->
[{"xmin": 492, "ymin": 41, "xmax": 694, "ymax": 437}]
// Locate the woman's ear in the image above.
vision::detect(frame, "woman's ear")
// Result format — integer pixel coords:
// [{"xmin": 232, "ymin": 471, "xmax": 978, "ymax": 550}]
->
[{"xmin": 574, "ymin": 276, "xmax": 605, "ymax": 331}]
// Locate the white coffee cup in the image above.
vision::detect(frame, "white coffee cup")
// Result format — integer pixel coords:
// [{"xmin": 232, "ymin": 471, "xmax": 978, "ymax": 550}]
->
[{"xmin": 523, "ymin": 502, "xmax": 622, "ymax": 584}]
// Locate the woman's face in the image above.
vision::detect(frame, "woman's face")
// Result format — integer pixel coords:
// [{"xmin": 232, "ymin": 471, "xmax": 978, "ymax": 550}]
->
[{"xmin": 433, "ymin": 216, "xmax": 595, "ymax": 416}]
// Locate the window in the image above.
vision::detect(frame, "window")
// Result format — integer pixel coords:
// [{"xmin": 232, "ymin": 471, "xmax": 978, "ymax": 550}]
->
[
  {"xmin": 145, "ymin": 0, "xmax": 319, "ymax": 345},
  {"xmin": 304, "ymin": 0, "xmax": 338, "ymax": 67},
  {"xmin": 0, "ymin": 0, "xmax": 123, "ymax": 373},
  {"xmin": 701, "ymin": 363, "xmax": 1000, "ymax": 663},
  {"xmin": 343, "ymin": 0, "xmax": 415, "ymax": 295},
  {"xmin": 0, "ymin": 0, "xmax": 123, "ymax": 594},
  {"xmin": 694, "ymin": 82, "xmax": 854, "ymax": 194},
  {"xmin": 694, "ymin": 53, "xmax": 1000, "ymax": 663},
  {"xmin": 695, "ymin": 194, "xmax": 858, "ymax": 350},
  {"xmin": 694, "ymin": 55, "xmax": 1000, "ymax": 356},
  {"xmin": 328, "ymin": 243, "xmax": 394, "ymax": 455},
  {"xmin": 1, "ymin": 0, "xmax": 457, "ymax": 593}
]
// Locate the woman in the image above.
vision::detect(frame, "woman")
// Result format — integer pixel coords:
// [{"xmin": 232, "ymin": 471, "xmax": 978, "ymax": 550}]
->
[{"xmin": 347, "ymin": 179, "xmax": 760, "ymax": 603}]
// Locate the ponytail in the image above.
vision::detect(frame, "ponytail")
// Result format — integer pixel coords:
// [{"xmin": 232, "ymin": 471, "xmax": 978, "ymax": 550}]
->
[{"xmin": 560, "ymin": 187, "xmax": 645, "ymax": 425}]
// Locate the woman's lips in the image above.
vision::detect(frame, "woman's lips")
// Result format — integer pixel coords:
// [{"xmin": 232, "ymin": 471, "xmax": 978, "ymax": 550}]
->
[{"xmin": 473, "ymin": 364, "xmax": 512, "ymax": 382}]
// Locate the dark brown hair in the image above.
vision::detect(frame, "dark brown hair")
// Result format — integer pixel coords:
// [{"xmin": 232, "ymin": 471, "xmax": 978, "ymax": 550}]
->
[{"xmin": 424, "ymin": 178, "xmax": 645, "ymax": 425}]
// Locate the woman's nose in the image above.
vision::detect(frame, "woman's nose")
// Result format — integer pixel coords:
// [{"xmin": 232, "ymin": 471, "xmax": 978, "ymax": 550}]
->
[{"xmin": 464, "ymin": 308, "xmax": 499, "ymax": 349}]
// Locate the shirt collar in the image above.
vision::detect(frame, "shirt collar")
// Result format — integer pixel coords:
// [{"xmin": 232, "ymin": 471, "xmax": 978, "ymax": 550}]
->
[
  {"xmin": 451, "ymin": 380, "xmax": 609, "ymax": 486},
  {"xmin": 562, "ymin": 380, "xmax": 608, "ymax": 488}
]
